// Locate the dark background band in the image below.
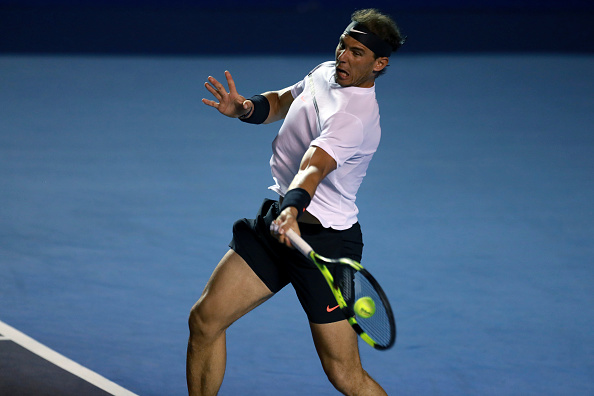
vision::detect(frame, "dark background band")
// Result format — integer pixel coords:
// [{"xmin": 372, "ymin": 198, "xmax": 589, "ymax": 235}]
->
[{"xmin": 1, "ymin": 1, "xmax": 593, "ymax": 54}]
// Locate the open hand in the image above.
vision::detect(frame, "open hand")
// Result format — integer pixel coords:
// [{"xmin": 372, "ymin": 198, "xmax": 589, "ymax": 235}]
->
[{"xmin": 202, "ymin": 70, "xmax": 253, "ymax": 118}]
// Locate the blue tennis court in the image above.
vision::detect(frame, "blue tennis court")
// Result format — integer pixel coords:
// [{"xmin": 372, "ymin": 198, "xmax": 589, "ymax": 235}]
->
[{"xmin": 1, "ymin": 51, "xmax": 593, "ymax": 395}]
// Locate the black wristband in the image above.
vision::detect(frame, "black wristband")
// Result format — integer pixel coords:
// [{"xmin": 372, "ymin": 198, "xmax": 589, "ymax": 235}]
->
[
  {"xmin": 239, "ymin": 94, "xmax": 270, "ymax": 124},
  {"xmin": 280, "ymin": 188, "xmax": 311, "ymax": 219}
]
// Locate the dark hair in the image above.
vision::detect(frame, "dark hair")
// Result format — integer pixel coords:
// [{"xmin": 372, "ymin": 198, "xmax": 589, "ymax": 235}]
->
[{"xmin": 351, "ymin": 9, "xmax": 405, "ymax": 76}]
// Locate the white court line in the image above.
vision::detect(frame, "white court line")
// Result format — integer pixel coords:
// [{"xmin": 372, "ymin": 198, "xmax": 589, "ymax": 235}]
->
[{"xmin": 0, "ymin": 320, "xmax": 138, "ymax": 396}]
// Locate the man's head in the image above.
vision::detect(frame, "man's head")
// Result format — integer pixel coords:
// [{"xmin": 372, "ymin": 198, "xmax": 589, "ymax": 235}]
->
[{"xmin": 334, "ymin": 9, "xmax": 404, "ymax": 88}]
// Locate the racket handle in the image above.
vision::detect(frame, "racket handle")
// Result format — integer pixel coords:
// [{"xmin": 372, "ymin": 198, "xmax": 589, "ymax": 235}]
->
[{"xmin": 285, "ymin": 229, "xmax": 314, "ymax": 257}]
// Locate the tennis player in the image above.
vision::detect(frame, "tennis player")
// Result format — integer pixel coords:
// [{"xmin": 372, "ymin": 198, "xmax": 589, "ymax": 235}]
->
[{"xmin": 187, "ymin": 9, "xmax": 404, "ymax": 396}]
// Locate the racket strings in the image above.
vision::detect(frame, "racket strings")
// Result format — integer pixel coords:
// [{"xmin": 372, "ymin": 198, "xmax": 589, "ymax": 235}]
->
[
  {"xmin": 335, "ymin": 265, "xmax": 356, "ymax": 306},
  {"xmin": 353, "ymin": 272, "xmax": 393, "ymax": 347}
]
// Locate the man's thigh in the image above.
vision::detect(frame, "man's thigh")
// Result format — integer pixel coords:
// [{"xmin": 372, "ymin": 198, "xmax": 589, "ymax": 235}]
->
[
  {"xmin": 193, "ymin": 250, "xmax": 274, "ymax": 329},
  {"xmin": 309, "ymin": 319, "xmax": 363, "ymax": 370}
]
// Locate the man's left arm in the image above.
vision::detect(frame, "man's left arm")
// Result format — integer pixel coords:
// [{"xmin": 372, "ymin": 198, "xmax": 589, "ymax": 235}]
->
[{"xmin": 272, "ymin": 146, "xmax": 337, "ymax": 247}]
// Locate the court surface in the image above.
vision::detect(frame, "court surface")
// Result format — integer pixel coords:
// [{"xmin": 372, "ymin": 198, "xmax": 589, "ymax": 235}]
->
[{"xmin": 1, "ymin": 54, "xmax": 593, "ymax": 395}]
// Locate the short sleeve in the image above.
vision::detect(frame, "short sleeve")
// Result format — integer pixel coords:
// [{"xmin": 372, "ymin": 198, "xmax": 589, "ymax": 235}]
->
[
  {"xmin": 310, "ymin": 112, "xmax": 364, "ymax": 167},
  {"xmin": 290, "ymin": 79, "xmax": 305, "ymax": 98}
]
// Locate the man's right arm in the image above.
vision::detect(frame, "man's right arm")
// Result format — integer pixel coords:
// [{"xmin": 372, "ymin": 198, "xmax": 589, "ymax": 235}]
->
[
  {"xmin": 202, "ymin": 71, "xmax": 295, "ymax": 124},
  {"xmin": 261, "ymin": 87, "xmax": 295, "ymax": 124}
]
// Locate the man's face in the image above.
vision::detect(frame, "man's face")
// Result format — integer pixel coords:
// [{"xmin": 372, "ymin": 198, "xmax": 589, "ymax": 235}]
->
[{"xmin": 334, "ymin": 34, "xmax": 387, "ymax": 88}]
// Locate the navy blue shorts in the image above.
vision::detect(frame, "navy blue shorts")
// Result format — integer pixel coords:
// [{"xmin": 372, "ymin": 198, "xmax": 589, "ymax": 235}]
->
[{"xmin": 229, "ymin": 199, "xmax": 363, "ymax": 324}]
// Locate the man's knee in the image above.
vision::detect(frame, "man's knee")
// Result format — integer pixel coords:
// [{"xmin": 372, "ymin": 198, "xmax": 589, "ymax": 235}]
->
[
  {"xmin": 322, "ymin": 359, "xmax": 364, "ymax": 393},
  {"xmin": 188, "ymin": 298, "xmax": 224, "ymax": 343}
]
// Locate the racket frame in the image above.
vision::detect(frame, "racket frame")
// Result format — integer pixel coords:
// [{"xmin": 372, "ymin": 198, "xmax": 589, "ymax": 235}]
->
[{"xmin": 285, "ymin": 228, "xmax": 396, "ymax": 350}]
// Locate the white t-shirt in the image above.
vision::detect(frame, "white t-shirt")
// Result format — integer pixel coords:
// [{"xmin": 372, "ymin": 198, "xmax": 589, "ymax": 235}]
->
[{"xmin": 268, "ymin": 61, "xmax": 381, "ymax": 230}]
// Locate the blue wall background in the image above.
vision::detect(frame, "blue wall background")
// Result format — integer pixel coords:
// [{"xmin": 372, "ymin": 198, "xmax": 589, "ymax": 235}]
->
[{"xmin": 1, "ymin": 0, "xmax": 593, "ymax": 54}]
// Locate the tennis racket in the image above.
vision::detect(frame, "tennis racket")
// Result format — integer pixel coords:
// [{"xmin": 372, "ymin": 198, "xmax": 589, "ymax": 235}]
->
[{"xmin": 284, "ymin": 228, "xmax": 396, "ymax": 350}]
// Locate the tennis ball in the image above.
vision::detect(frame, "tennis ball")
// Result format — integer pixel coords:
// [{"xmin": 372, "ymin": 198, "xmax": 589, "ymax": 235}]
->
[{"xmin": 354, "ymin": 296, "xmax": 376, "ymax": 319}]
